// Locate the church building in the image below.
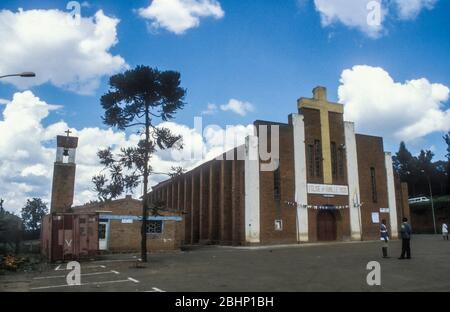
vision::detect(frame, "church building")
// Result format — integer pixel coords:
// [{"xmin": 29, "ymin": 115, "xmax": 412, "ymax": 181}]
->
[{"xmin": 149, "ymin": 86, "xmax": 410, "ymax": 245}]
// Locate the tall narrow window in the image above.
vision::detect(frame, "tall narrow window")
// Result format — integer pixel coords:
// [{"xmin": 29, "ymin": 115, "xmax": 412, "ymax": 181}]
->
[
  {"xmin": 308, "ymin": 144, "xmax": 314, "ymax": 177},
  {"xmin": 314, "ymin": 140, "xmax": 322, "ymax": 177},
  {"xmin": 338, "ymin": 147, "xmax": 345, "ymax": 179},
  {"xmin": 370, "ymin": 167, "xmax": 377, "ymax": 203},
  {"xmin": 331, "ymin": 142, "xmax": 337, "ymax": 179},
  {"xmin": 274, "ymin": 167, "xmax": 281, "ymax": 202}
]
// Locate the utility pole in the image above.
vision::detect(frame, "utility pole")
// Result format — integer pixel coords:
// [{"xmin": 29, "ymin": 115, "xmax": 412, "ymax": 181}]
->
[{"xmin": 422, "ymin": 170, "xmax": 437, "ymax": 234}]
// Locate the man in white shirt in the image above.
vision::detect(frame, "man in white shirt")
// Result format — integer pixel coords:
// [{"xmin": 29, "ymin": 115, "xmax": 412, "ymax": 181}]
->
[{"xmin": 442, "ymin": 222, "xmax": 449, "ymax": 240}]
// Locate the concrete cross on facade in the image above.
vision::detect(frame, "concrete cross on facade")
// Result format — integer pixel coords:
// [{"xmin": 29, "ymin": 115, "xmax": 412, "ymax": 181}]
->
[
  {"xmin": 65, "ymin": 129, "xmax": 72, "ymax": 137},
  {"xmin": 297, "ymin": 86, "xmax": 344, "ymax": 184}
]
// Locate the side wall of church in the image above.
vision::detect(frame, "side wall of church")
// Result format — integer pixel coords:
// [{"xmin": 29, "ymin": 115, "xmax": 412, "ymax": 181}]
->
[
  {"xmin": 150, "ymin": 153, "xmax": 246, "ymax": 246},
  {"xmin": 256, "ymin": 121, "xmax": 297, "ymax": 244},
  {"xmin": 355, "ymin": 134, "xmax": 390, "ymax": 240}
]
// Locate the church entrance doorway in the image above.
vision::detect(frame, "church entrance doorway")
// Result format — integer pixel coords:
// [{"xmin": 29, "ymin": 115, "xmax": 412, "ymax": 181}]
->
[{"xmin": 317, "ymin": 210, "xmax": 337, "ymax": 241}]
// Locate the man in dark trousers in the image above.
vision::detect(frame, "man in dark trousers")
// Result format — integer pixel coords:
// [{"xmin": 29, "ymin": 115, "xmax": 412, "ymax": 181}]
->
[{"xmin": 399, "ymin": 217, "xmax": 412, "ymax": 259}]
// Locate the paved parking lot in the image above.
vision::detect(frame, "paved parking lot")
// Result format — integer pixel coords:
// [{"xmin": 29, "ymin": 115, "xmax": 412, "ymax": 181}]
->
[{"xmin": 1, "ymin": 235, "xmax": 450, "ymax": 292}]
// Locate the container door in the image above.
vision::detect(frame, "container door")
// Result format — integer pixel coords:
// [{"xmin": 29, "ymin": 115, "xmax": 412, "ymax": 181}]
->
[{"xmin": 98, "ymin": 221, "xmax": 109, "ymax": 250}]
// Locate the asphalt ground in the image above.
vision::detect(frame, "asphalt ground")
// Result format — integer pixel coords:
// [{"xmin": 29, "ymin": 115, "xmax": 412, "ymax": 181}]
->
[{"xmin": 1, "ymin": 235, "xmax": 449, "ymax": 292}]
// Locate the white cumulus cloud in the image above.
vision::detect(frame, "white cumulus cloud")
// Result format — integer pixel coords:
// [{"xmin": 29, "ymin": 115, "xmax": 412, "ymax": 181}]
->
[
  {"xmin": 202, "ymin": 99, "xmax": 255, "ymax": 116},
  {"xmin": 314, "ymin": 0, "xmax": 386, "ymax": 38},
  {"xmin": 201, "ymin": 103, "xmax": 218, "ymax": 115},
  {"xmin": 394, "ymin": 0, "xmax": 437, "ymax": 20},
  {"xmin": 138, "ymin": 0, "xmax": 224, "ymax": 35},
  {"xmin": 220, "ymin": 99, "xmax": 255, "ymax": 116},
  {"xmin": 313, "ymin": 0, "xmax": 439, "ymax": 38},
  {"xmin": 339, "ymin": 65, "xmax": 450, "ymax": 142},
  {"xmin": 0, "ymin": 8, "xmax": 127, "ymax": 94}
]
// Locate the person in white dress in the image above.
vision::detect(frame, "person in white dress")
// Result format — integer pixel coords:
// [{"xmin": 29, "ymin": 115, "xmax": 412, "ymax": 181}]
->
[{"xmin": 442, "ymin": 222, "xmax": 448, "ymax": 241}]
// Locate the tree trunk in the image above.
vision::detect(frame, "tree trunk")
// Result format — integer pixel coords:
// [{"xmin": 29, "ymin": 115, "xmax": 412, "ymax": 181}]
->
[{"xmin": 141, "ymin": 106, "xmax": 150, "ymax": 262}]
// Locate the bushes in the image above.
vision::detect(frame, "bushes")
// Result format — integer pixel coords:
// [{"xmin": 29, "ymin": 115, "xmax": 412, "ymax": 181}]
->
[
  {"xmin": 410, "ymin": 196, "xmax": 450, "ymax": 214},
  {"xmin": 0, "ymin": 253, "xmax": 44, "ymax": 273}
]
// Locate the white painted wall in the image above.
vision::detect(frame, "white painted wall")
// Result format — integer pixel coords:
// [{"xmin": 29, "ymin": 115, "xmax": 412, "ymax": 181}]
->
[
  {"xmin": 385, "ymin": 152, "xmax": 399, "ymax": 239},
  {"xmin": 344, "ymin": 122, "xmax": 362, "ymax": 240},
  {"xmin": 292, "ymin": 114, "xmax": 309, "ymax": 242},
  {"xmin": 244, "ymin": 135, "xmax": 260, "ymax": 243}
]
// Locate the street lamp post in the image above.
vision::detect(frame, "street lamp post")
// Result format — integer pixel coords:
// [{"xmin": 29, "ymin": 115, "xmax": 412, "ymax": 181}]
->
[
  {"xmin": 422, "ymin": 169, "xmax": 437, "ymax": 234},
  {"xmin": 0, "ymin": 72, "xmax": 36, "ymax": 79}
]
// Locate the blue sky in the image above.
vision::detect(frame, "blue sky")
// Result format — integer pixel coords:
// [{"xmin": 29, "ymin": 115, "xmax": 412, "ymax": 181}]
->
[{"xmin": 0, "ymin": 0, "xmax": 449, "ymax": 212}]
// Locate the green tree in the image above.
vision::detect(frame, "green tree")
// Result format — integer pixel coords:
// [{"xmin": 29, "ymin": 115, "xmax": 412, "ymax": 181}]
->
[
  {"xmin": 393, "ymin": 142, "xmax": 415, "ymax": 180},
  {"xmin": 393, "ymin": 142, "xmax": 421, "ymax": 195},
  {"xmin": 168, "ymin": 166, "xmax": 186, "ymax": 178},
  {"xmin": 96, "ymin": 65, "xmax": 186, "ymax": 262},
  {"xmin": 21, "ymin": 198, "xmax": 48, "ymax": 232},
  {"xmin": 444, "ymin": 131, "xmax": 450, "ymax": 159},
  {"xmin": 0, "ymin": 201, "xmax": 22, "ymax": 254},
  {"xmin": 0, "ymin": 198, "xmax": 4, "ymax": 215},
  {"xmin": 417, "ymin": 150, "xmax": 434, "ymax": 174},
  {"xmin": 444, "ymin": 131, "xmax": 450, "ymax": 194}
]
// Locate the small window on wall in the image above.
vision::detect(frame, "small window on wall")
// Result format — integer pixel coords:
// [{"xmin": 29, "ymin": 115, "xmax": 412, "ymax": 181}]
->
[
  {"xmin": 146, "ymin": 220, "xmax": 163, "ymax": 234},
  {"xmin": 274, "ymin": 167, "xmax": 281, "ymax": 202},
  {"xmin": 370, "ymin": 167, "xmax": 377, "ymax": 203},
  {"xmin": 275, "ymin": 220, "xmax": 283, "ymax": 231}
]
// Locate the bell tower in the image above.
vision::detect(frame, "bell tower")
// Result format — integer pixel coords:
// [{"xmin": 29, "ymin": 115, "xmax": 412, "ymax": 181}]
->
[{"xmin": 50, "ymin": 130, "xmax": 78, "ymax": 213}]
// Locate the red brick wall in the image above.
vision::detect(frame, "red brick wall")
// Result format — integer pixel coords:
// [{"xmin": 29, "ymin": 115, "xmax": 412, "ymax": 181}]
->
[
  {"xmin": 356, "ymin": 134, "xmax": 389, "ymax": 240},
  {"xmin": 220, "ymin": 159, "xmax": 233, "ymax": 244},
  {"xmin": 257, "ymin": 122, "xmax": 297, "ymax": 244},
  {"xmin": 191, "ymin": 169, "xmax": 200, "ymax": 244},
  {"xmin": 184, "ymin": 173, "xmax": 192, "ymax": 244},
  {"xmin": 209, "ymin": 161, "xmax": 221, "ymax": 243},
  {"xmin": 302, "ymin": 108, "xmax": 323, "ymax": 184},
  {"xmin": 51, "ymin": 164, "xmax": 76, "ymax": 213},
  {"xmin": 328, "ymin": 111, "xmax": 347, "ymax": 185},
  {"xmin": 199, "ymin": 165, "xmax": 210, "ymax": 242}
]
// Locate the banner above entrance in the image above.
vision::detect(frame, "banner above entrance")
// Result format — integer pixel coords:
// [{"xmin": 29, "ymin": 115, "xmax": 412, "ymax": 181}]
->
[{"xmin": 307, "ymin": 183, "xmax": 349, "ymax": 196}]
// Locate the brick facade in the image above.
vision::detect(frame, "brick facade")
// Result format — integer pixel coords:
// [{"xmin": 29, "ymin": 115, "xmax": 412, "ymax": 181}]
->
[{"xmin": 51, "ymin": 164, "xmax": 76, "ymax": 213}]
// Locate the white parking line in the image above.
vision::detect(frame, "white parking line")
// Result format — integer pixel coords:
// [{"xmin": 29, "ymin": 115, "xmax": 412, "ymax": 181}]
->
[
  {"xmin": 34, "ymin": 270, "xmax": 119, "ymax": 280},
  {"xmin": 54, "ymin": 264, "xmax": 106, "ymax": 271},
  {"xmin": 30, "ymin": 279, "xmax": 134, "ymax": 290},
  {"xmin": 144, "ymin": 287, "xmax": 165, "ymax": 292},
  {"xmin": 91, "ymin": 259, "xmax": 136, "ymax": 263},
  {"xmin": 127, "ymin": 277, "xmax": 139, "ymax": 283}
]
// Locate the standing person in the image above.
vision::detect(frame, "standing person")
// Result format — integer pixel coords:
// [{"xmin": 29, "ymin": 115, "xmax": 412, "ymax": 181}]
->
[
  {"xmin": 380, "ymin": 219, "xmax": 389, "ymax": 258},
  {"xmin": 399, "ymin": 217, "xmax": 412, "ymax": 260},
  {"xmin": 442, "ymin": 221, "xmax": 449, "ymax": 240}
]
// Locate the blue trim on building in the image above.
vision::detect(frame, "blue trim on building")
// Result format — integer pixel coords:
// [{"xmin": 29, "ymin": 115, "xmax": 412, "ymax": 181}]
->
[{"xmin": 98, "ymin": 214, "xmax": 182, "ymax": 222}]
